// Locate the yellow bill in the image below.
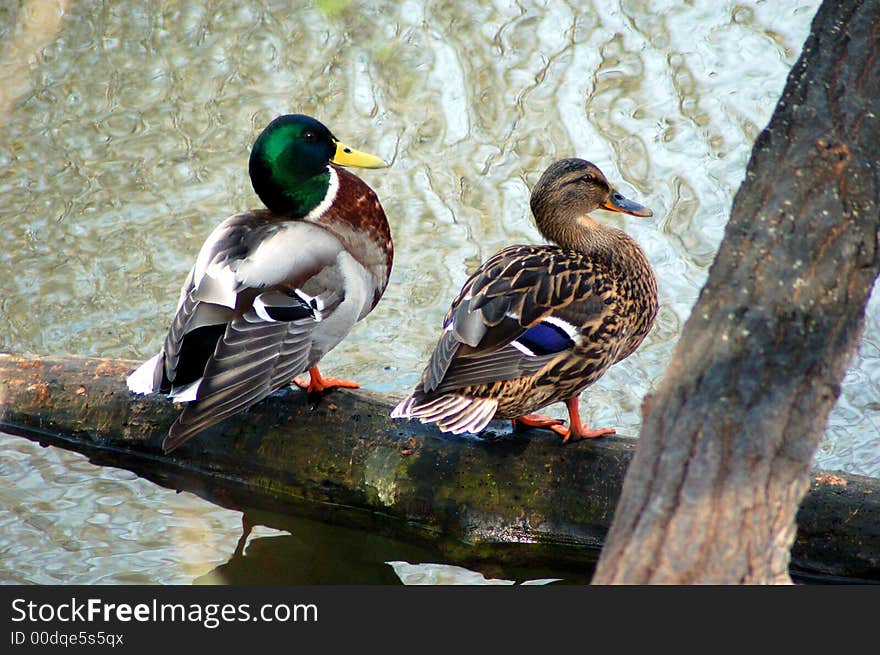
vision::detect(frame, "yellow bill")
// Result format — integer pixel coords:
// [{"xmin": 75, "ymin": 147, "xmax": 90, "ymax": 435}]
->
[{"xmin": 331, "ymin": 141, "xmax": 388, "ymax": 169}]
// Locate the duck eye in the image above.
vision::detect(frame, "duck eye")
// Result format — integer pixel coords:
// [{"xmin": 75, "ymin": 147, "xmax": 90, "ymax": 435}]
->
[{"xmin": 302, "ymin": 130, "xmax": 317, "ymax": 142}]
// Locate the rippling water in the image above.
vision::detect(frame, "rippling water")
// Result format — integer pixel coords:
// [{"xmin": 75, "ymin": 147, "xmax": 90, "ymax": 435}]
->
[
  {"xmin": 1, "ymin": 0, "xmax": 875, "ymax": 584},
  {"xmin": 0, "ymin": 433, "xmax": 246, "ymax": 584}
]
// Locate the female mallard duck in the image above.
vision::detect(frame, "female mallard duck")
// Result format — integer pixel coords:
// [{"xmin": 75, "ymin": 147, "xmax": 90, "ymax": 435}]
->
[
  {"xmin": 392, "ymin": 158, "xmax": 656, "ymax": 442},
  {"xmin": 127, "ymin": 114, "xmax": 392, "ymax": 453}
]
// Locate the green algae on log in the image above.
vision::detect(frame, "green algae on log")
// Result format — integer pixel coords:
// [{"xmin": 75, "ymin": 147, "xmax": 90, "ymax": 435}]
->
[{"xmin": 0, "ymin": 353, "xmax": 878, "ymax": 582}]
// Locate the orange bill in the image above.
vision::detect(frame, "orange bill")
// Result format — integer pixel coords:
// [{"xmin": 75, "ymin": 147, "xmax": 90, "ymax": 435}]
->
[{"xmin": 602, "ymin": 190, "xmax": 653, "ymax": 217}]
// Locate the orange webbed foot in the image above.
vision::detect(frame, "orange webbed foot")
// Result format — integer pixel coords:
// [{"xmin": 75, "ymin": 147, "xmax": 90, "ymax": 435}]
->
[
  {"xmin": 293, "ymin": 366, "xmax": 361, "ymax": 394},
  {"xmin": 557, "ymin": 396, "xmax": 615, "ymax": 444},
  {"xmin": 513, "ymin": 413, "xmax": 566, "ymax": 431},
  {"xmin": 554, "ymin": 424, "xmax": 616, "ymax": 443}
]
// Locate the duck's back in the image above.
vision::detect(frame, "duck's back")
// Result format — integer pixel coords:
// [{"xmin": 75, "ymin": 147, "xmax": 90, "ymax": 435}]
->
[{"xmin": 416, "ymin": 231, "xmax": 657, "ymax": 417}]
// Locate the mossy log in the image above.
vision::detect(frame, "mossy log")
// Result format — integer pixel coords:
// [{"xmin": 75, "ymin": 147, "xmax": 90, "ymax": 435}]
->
[{"xmin": 0, "ymin": 353, "xmax": 877, "ymax": 582}]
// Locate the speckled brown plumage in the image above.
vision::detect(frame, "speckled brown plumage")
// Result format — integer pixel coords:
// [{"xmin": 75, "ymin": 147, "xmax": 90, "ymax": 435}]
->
[{"xmin": 392, "ymin": 158, "xmax": 657, "ymax": 442}]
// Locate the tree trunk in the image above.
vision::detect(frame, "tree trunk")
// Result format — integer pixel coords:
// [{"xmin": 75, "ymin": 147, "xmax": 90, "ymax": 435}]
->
[
  {"xmin": 592, "ymin": 0, "xmax": 880, "ymax": 584},
  {"xmin": 1, "ymin": 353, "xmax": 878, "ymax": 582}
]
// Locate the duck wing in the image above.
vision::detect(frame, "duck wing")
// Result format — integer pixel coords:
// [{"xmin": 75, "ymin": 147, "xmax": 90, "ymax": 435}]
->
[
  {"xmin": 161, "ymin": 289, "xmax": 339, "ymax": 453},
  {"xmin": 127, "ymin": 209, "xmax": 366, "ymax": 452},
  {"xmin": 422, "ymin": 244, "xmax": 609, "ymax": 394}
]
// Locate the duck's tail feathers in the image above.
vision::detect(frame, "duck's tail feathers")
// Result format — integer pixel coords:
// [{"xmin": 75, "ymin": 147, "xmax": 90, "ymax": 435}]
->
[
  {"xmin": 126, "ymin": 353, "xmax": 164, "ymax": 395},
  {"xmin": 391, "ymin": 391, "xmax": 498, "ymax": 435}
]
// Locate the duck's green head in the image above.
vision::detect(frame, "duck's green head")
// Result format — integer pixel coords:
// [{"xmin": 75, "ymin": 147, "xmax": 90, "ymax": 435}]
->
[{"xmin": 249, "ymin": 114, "xmax": 387, "ymax": 217}]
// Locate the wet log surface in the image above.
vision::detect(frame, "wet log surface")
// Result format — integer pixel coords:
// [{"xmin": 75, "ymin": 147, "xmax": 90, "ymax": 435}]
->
[
  {"xmin": 591, "ymin": 0, "xmax": 880, "ymax": 584},
  {"xmin": 0, "ymin": 353, "xmax": 877, "ymax": 583}
]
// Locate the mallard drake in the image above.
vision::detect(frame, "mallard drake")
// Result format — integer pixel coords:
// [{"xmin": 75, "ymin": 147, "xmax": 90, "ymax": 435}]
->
[
  {"xmin": 392, "ymin": 158, "xmax": 656, "ymax": 442},
  {"xmin": 127, "ymin": 114, "xmax": 392, "ymax": 453}
]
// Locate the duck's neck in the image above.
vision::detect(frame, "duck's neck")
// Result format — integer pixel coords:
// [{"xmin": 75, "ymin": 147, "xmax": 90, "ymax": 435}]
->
[
  {"xmin": 541, "ymin": 213, "xmax": 650, "ymax": 275},
  {"xmin": 249, "ymin": 162, "xmax": 335, "ymax": 219},
  {"xmin": 539, "ymin": 212, "xmax": 620, "ymax": 253}
]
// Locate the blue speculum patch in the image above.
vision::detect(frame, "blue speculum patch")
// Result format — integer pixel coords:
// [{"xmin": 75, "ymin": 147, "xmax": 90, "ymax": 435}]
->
[{"xmin": 516, "ymin": 322, "xmax": 574, "ymax": 355}]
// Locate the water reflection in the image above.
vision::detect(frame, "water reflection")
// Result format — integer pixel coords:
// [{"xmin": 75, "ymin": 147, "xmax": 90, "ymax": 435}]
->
[
  {"xmin": 197, "ymin": 517, "xmax": 411, "ymax": 585},
  {"xmin": 195, "ymin": 510, "xmax": 591, "ymax": 585}
]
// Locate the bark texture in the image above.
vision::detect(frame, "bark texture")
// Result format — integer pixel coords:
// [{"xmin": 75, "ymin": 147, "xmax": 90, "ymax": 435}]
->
[
  {"xmin": 1, "ymin": 353, "xmax": 878, "ymax": 581},
  {"xmin": 592, "ymin": 0, "xmax": 880, "ymax": 584}
]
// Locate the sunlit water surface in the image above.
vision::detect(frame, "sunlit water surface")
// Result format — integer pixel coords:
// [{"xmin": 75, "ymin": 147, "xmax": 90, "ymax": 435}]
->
[{"xmin": 1, "ymin": 0, "xmax": 876, "ymax": 584}]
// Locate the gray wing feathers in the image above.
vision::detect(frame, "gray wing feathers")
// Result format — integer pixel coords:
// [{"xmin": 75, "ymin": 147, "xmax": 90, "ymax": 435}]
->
[
  {"xmin": 161, "ymin": 270, "xmax": 235, "ymax": 386},
  {"xmin": 433, "ymin": 347, "xmax": 557, "ymax": 393},
  {"xmin": 424, "ymin": 331, "xmax": 460, "ymax": 393},
  {"xmin": 163, "ymin": 287, "xmax": 198, "ymax": 383},
  {"xmin": 163, "ymin": 311, "xmax": 316, "ymax": 452},
  {"xmin": 423, "ymin": 294, "xmax": 517, "ymax": 392}
]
